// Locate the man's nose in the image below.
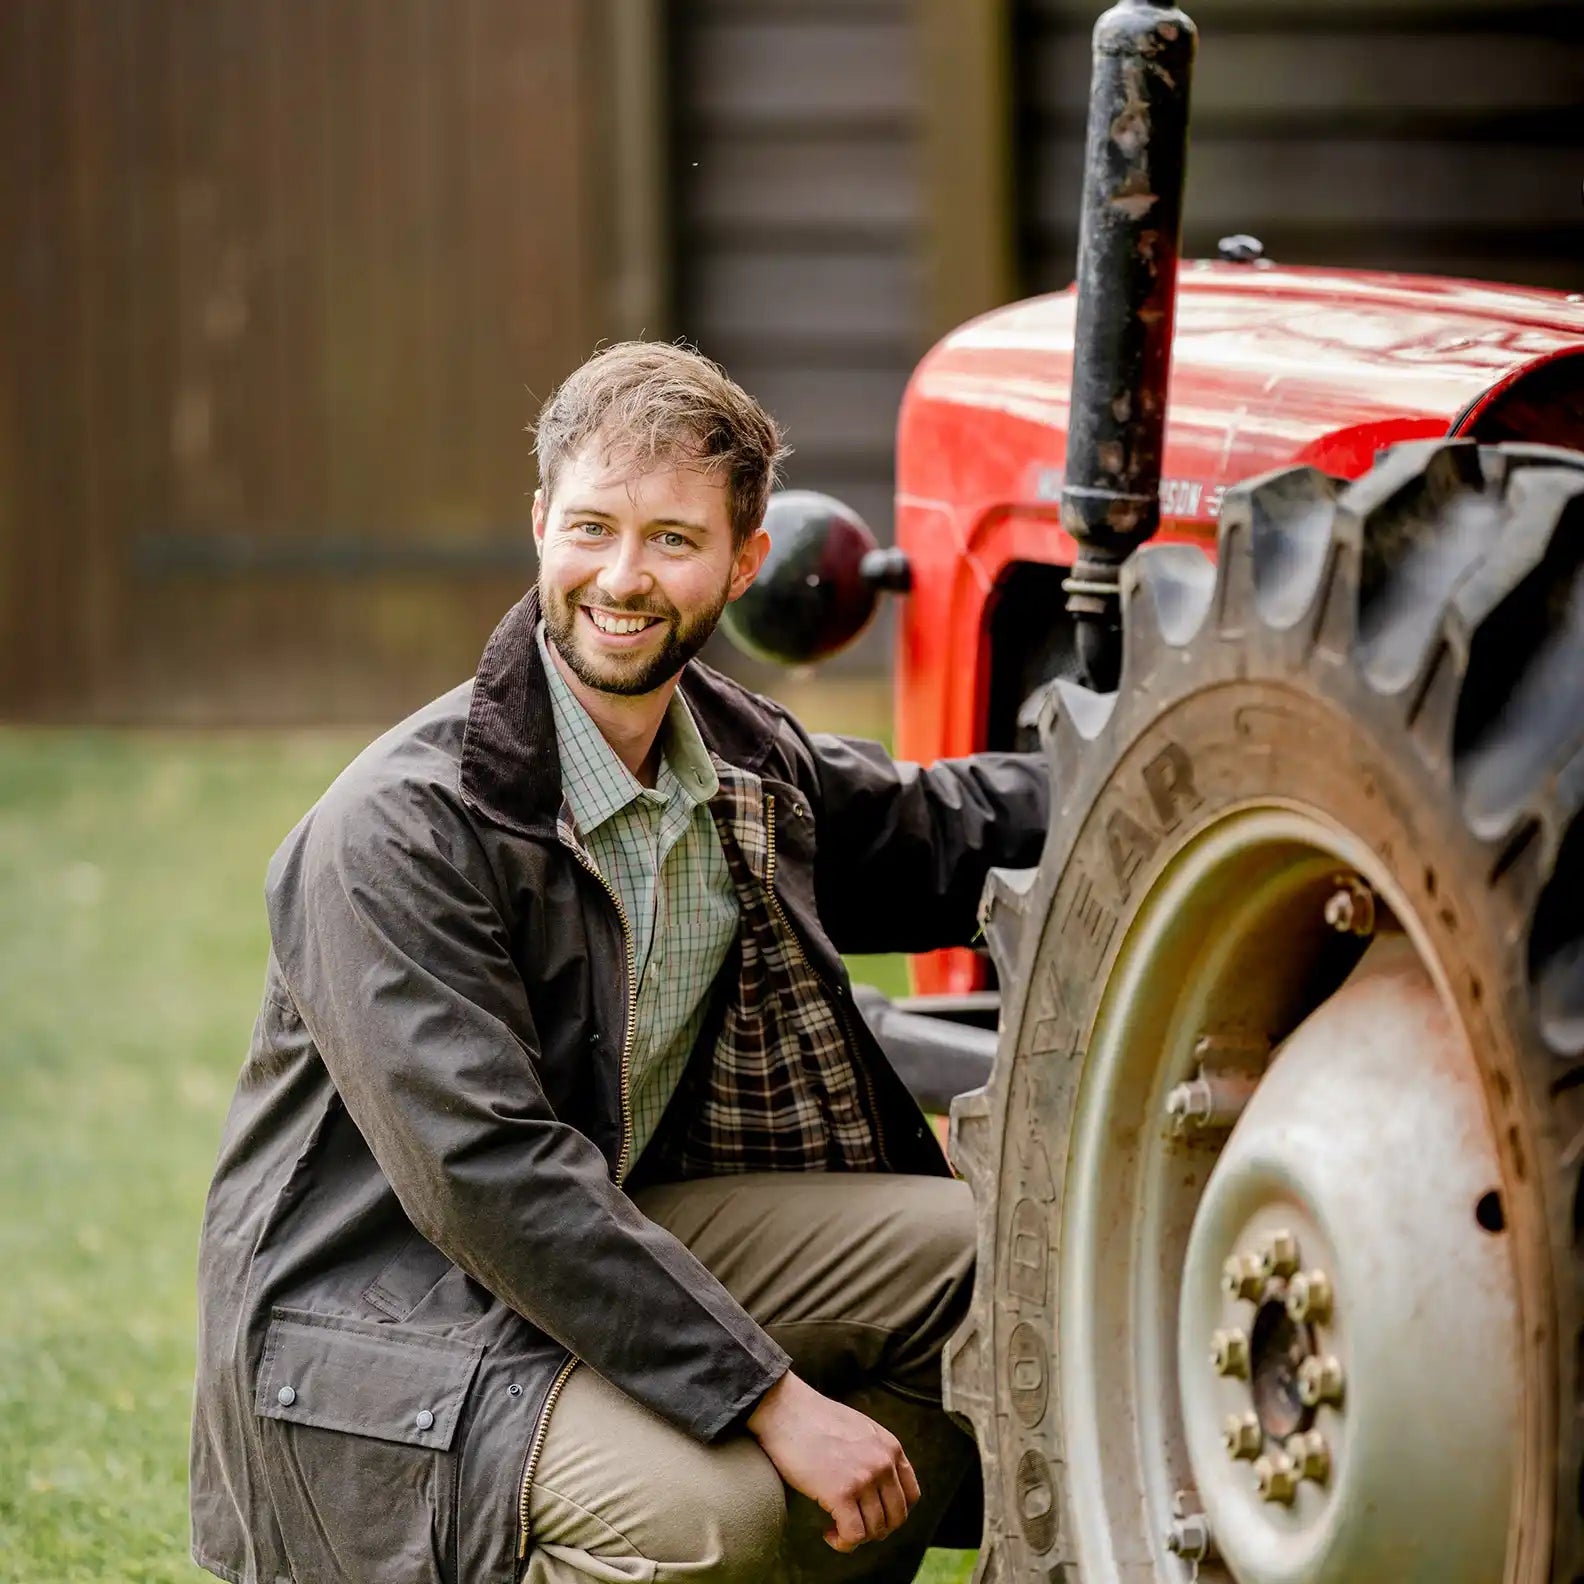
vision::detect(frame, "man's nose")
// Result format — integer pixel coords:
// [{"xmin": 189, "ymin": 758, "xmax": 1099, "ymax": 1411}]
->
[
  {"xmin": 597, "ymin": 537, "xmax": 652, "ymax": 604},
  {"xmin": 595, "ymin": 538, "xmax": 652, "ymax": 598}
]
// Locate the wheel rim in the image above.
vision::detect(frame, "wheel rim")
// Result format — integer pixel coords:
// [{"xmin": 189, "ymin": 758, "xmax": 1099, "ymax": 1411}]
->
[{"xmin": 1058, "ymin": 803, "xmax": 1528, "ymax": 1582}]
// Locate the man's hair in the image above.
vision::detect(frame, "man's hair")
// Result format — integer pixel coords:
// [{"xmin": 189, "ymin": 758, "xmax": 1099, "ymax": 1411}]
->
[{"xmin": 531, "ymin": 341, "xmax": 790, "ymax": 547}]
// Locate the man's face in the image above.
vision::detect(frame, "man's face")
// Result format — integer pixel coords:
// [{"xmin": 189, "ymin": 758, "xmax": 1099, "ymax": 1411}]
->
[{"xmin": 533, "ymin": 440, "xmax": 769, "ymax": 698}]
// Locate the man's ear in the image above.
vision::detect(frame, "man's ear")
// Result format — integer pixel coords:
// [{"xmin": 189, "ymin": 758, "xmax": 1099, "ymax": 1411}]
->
[
  {"xmin": 531, "ymin": 488, "xmax": 547, "ymax": 549},
  {"xmin": 726, "ymin": 527, "xmax": 772, "ymax": 603}
]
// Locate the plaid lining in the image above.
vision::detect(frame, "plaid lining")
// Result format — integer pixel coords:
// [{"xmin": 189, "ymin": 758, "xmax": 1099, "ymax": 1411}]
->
[{"xmin": 646, "ymin": 764, "xmax": 883, "ymax": 1177}]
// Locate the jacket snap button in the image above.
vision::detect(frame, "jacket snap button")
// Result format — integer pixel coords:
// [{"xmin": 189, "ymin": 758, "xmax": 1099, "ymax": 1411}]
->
[
  {"xmin": 276, "ymin": 1386, "xmax": 296, "ymax": 1407},
  {"xmin": 507, "ymin": 1383, "xmax": 523, "ymax": 1397},
  {"xmin": 414, "ymin": 1409, "xmax": 435, "ymax": 1431}
]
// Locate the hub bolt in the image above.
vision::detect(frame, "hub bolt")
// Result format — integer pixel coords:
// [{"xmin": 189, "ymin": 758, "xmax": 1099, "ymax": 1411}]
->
[
  {"xmin": 1257, "ymin": 1229, "xmax": 1300, "ymax": 1280},
  {"xmin": 1165, "ymin": 1078, "xmax": 1213, "ymax": 1129},
  {"xmin": 1210, "ymin": 1328, "xmax": 1251, "ymax": 1379},
  {"xmin": 1297, "ymin": 1354, "xmax": 1345, "ymax": 1408},
  {"xmin": 1323, "ymin": 874, "xmax": 1376, "ymax": 936},
  {"xmin": 1253, "ymin": 1451, "xmax": 1299, "ymax": 1505},
  {"xmin": 1223, "ymin": 1411, "xmax": 1262, "ymax": 1461},
  {"xmin": 1165, "ymin": 1071, "xmax": 1254, "ymax": 1132},
  {"xmin": 1164, "ymin": 1513, "xmax": 1214, "ymax": 1562},
  {"xmin": 1286, "ymin": 1429, "xmax": 1331, "ymax": 1484},
  {"xmin": 1222, "ymin": 1251, "xmax": 1265, "ymax": 1303},
  {"xmin": 1285, "ymin": 1269, "xmax": 1333, "ymax": 1324}
]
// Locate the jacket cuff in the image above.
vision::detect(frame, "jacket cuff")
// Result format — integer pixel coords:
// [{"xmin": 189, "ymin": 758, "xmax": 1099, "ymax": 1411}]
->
[{"xmin": 696, "ymin": 1345, "xmax": 792, "ymax": 1443}]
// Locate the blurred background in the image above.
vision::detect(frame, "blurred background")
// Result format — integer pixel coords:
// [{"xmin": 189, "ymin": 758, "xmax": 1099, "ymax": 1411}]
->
[
  {"xmin": 2, "ymin": 0, "xmax": 1580, "ymax": 724},
  {"xmin": 0, "ymin": 2, "xmax": 1579, "ymax": 1579}
]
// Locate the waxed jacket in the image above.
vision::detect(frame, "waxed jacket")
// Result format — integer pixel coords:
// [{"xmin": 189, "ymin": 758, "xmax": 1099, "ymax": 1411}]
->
[{"xmin": 189, "ymin": 589, "xmax": 1050, "ymax": 1584}]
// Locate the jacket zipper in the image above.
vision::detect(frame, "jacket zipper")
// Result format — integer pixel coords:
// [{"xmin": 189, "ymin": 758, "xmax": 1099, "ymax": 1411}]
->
[
  {"xmin": 763, "ymin": 793, "xmax": 890, "ymax": 1168},
  {"xmin": 517, "ymin": 843, "xmax": 638, "ymax": 1559},
  {"xmin": 516, "ymin": 1353, "xmax": 579, "ymax": 1559},
  {"xmin": 566, "ymin": 843, "xmax": 639, "ymax": 1183}
]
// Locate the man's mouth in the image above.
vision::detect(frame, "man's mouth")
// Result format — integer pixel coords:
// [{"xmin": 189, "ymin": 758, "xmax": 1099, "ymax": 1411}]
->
[{"xmin": 581, "ymin": 605, "xmax": 663, "ymax": 638}]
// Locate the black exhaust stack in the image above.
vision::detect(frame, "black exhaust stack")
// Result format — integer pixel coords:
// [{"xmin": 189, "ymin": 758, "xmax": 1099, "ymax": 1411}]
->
[{"xmin": 1060, "ymin": 0, "xmax": 1196, "ymax": 692}]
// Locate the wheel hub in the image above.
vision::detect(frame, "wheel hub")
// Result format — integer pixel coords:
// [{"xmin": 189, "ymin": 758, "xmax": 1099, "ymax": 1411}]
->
[
  {"xmin": 1247, "ymin": 1300, "xmax": 1312, "ymax": 1444},
  {"xmin": 1179, "ymin": 932, "xmax": 1520, "ymax": 1583}
]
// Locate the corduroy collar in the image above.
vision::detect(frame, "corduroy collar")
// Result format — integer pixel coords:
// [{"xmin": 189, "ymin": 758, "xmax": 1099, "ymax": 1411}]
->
[{"xmin": 460, "ymin": 589, "xmax": 566, "ymax": 838}]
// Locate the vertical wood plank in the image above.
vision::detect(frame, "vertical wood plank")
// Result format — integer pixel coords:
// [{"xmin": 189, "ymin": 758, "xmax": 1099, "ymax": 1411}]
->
[
  {"xmin": 17, "ymin": 1, "xmax": 94, "ymax": 711},
  {"xmin": 601, "ymin": 0, "xmax": 673, "ymax": 343},
  {"xmin": 0, "ymin": 1, "xmax": 36, "ymax": 708},
  {"xmin": 6, "ymin": 0, "xmax": 601, "ymax": 719},
  {"xmin": 918, "ymin": 0, "xmax": 1017, "ymax": 338}
]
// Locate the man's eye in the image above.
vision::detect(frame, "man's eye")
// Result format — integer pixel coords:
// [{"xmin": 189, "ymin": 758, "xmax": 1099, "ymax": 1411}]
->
[
  {"xmin": 660, "ymin": 531, "xmax": 691, "ymax": 549},
  {"xmin": 573, "ymin": 521, "xmax": 610, "ymax": 537}
]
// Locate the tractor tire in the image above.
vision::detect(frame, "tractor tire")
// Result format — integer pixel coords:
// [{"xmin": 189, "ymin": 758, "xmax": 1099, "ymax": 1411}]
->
[{"xmin": 947, "ymin": 440, "xmax": 1584, "ymax": 1584}]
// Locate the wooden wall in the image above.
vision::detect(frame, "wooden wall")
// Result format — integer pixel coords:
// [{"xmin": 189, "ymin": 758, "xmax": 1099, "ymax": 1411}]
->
[
  {"xmin": 1, "ymin": 0, "xmax": 600, "ymax": 722},
  {"xmin": 4, "ymin": 0, "xmax": 1580, "ymax": 719},
  {"xmin": 669, "ymin": 0, "xmax": 923, "ymax": 554}
]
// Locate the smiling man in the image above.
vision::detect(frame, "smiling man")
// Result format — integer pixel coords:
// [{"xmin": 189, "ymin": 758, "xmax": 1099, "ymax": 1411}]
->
[{"xmin": 191, "ymin": 342, "xmax": 1049, "ymax": 1584}]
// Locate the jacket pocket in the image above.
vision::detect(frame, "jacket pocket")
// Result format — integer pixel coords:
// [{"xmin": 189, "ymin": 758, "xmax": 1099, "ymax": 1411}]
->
[{"xmin": 255, "ymin": 1308, "xmax": 482, "ymax": 1583}]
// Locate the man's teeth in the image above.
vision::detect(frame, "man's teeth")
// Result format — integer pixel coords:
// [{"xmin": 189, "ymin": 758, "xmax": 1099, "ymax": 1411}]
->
[{"xmin": 587, "ymin": 609, "xmax": 656, "ymax": 635}]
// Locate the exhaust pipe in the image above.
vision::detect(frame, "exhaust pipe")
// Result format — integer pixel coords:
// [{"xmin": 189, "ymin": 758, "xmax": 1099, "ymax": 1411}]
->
[{"xmin": 1060, "ymin": 0, "xmax": 1197, "ymax": 691}]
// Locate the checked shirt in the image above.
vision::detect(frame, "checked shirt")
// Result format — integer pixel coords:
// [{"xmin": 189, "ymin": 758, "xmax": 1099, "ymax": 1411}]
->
[
  {"xmin": 538, "ymin": 624, "xmax": 740, "ymax": 1168},
  {"xmin": 539, "ymin": 624, "xmax": 884, "ymax": 1184}
]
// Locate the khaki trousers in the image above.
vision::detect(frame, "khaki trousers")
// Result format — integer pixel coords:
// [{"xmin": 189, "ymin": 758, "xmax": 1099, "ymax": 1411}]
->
[{"xmin": 522, "ymin": 1173, "xmax": 977, "ymax": 1584}]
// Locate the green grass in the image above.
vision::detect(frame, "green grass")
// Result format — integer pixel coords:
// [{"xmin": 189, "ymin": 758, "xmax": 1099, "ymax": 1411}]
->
[{"xmin": 0, "ymin": 730, "xmax": 966, "ymax": 1584}]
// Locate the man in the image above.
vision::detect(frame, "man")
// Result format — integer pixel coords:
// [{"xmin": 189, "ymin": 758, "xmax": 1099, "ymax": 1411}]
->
[{"xmin": 191, "ymin": 342, "xmax": 1048, "ymax": 1584}]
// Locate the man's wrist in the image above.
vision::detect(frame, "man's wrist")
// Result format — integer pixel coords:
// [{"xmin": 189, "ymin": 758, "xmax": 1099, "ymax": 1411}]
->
[{"xmin": 746, "ymin": 1367, "xmax": 798, "ymax": 1438}]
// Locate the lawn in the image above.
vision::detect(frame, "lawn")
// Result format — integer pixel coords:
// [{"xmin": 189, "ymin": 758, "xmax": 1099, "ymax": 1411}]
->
[{"xmin": 0, "ymin": 729, "xmax": 969, "ymax": 1584}]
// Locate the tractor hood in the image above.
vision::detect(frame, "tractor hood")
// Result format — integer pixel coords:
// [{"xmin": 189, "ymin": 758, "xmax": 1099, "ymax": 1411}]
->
[{"xmin": 899, "ymin": 263, "xmax": 1584, "ymax": 526}]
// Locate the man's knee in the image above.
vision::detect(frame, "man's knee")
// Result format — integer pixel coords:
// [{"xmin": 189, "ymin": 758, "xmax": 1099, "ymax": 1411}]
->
[
  {"xmin": 527, "ymin": 1365, "xmax": 786, "ymax": 1584},
  {"xmin": 530, "ymin": 1433, "xmax": 783, "ymax": 1584},
  {"xmin": 694, "ymin": 1438, "xmax": 787, "ymax": 1584},
  {"xmin": 888, "ymin": 1177, "xmax": 976, "ymax": 1321},
  {"xmin": 878, "ymin": 1178, "xmax": 977, "ymax": 1395},
  {"xmin": 908, "ymin": 1177, "xmax": 976, "ymax": 1274}
]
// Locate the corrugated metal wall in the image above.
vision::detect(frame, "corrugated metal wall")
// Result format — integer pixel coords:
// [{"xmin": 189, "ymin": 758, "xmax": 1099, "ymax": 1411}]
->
[
  {"xmin": 1, "ymin": 0, "xmax": 596, "ymax": 722},
  {"xmin": 1016, "ymin": 0, "xmax": 1584, "ymax": 294},
  {"xmin": 668, "ymin": 0, "xmax": 923, "ymax": 553}
]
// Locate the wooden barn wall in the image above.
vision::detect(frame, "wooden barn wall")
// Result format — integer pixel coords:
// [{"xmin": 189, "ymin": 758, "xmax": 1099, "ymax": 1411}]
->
[
  {"xmin": 1015, "ymin": 0, "xmax": 1584, "ymax": 295},
  {"xmin": 0, "ymin": 0, "xmax": 598, "ymax": 723},
  {"xmin": 668, "ymin": 0, "xmax": 922, "ymax": 679},
  {"xmin": 9, "ymin": 0, "xmax": 1578, "ymax": 718}
]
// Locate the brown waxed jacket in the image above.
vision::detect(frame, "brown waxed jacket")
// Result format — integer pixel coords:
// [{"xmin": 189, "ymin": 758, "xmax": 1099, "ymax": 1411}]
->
[{"xmin": 189, "ymin": 589, "xmax": 1049, "ymax": 1584}]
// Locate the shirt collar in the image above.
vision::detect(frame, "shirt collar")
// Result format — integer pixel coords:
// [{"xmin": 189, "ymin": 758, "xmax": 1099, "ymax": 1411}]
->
[
  {"xmin": 536, "ymin": 623, "xmax": 718, "ymax": 837},
  {"xmin": 664, "ymin": 681, "xmax": 721, "ymax": 806}
]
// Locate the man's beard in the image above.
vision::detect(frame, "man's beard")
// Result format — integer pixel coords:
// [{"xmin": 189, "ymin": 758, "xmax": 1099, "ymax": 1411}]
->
[{"xmin": 540, "ymin": 575, "xmax": 730, "ymax": 697}]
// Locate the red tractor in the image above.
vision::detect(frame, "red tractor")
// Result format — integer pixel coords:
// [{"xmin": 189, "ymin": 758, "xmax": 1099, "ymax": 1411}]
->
[{"xmin": 725, "ymin": 1, "xmax": 1584, "ymax": 1579}]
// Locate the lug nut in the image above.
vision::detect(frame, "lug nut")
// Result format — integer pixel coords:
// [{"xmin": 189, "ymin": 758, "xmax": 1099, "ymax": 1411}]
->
[
  {"xmin": 1285, "ymin": 1269, "xmax": 1333, "ymax": 1324},
  {"xmin": 1297, "ymin": 1354, "xmax": 1345, "ymax": 1407},
  {"xmin": 1165, "ymin": 1071, "xmax": 1253, "ymax": 1132},
  {"xmin": 1210, "ymin": 1328, "xmax": 1250, "ymax": 1379},
  {"xmin": 1165, "ymin": 1078, "xmax": 1212, "ymax": 1128},
  {"xmin": 1253, "ymin": 1451, "xmax": 1299, "ymax": 1505},
  {"xmin": 1323, "ymin": 874, "xmax": 1376, "ymax": 936},
  {"xmin": 1222, "ymin": 1251, "xmax": 1265, "ymax": 1303},
  {"xmin": 1164, "ymin": 1513, "xmax": 1214, "ymax": 1562},
  {"xmin": 1286, "ymin": 1430, "xmax": 1331, "ymax": 1484},
  {"xmin": 1223, "ymin": 1411, "xmax": 1262, "ymax": 1461},
  {"xmin": 1257, "ymin": 1229, "xmax": 1300, "ymax": 1280}
]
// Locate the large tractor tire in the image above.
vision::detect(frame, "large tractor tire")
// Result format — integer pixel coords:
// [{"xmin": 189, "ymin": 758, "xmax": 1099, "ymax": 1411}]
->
[{"xmin": 948, "ymin": 440, "xmax": 1584, "ymax": 1584}]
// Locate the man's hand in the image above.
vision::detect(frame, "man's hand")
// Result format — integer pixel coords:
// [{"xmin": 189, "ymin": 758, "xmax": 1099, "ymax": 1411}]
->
[{"xmin": 746, "ymin": 1371, "xmax": 921, "ymax": 1552}]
